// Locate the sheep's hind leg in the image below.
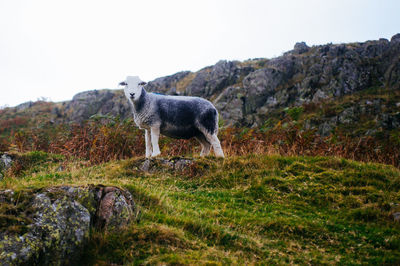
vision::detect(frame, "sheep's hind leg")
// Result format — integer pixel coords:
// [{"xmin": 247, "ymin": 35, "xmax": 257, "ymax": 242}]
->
[
  {"xmin": 150, "ymin": 126, "xmax": 161, "ymax": 157},
  {"xmin": 205, "ymin": 133, "xmax": 224, "ymax": 158},
  {"xmin": 195, "ymin": 135, "xmax": 211, "ymax": 157},
  {"xmin": 145, "ymin": 130, "xmax": 152, "ymax": 158}
]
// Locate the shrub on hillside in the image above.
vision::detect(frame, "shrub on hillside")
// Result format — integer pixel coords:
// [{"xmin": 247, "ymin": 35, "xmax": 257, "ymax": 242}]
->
[{"xmin": 2, "ymin": 117, "xmax": 399, "ymax": 167}]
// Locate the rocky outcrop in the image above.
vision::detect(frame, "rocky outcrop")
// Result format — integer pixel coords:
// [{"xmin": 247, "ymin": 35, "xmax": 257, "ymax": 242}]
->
[
  {"xmin": 0, "ymin": 185, "xmax": 138, "ymax": 265},
  {"xmin": 15, "ymin": 101, "xmax": 34, "ymax": 111},
  {"xmin": 184, "ymin": 60, "xmax": 254, "ymax": 98},
  {"xmin": 145, "ymin": 71, "xmax": 192, "ymax": 95},
  {"xmin": 4, "ymin": 34, "xmax": 400, "ymax": 133},
  {"xmin": 62, "ymin": 89, "xmax": 131, "ymax": 123}
]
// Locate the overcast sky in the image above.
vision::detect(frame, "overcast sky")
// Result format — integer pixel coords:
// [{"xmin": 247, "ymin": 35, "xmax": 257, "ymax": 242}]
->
[{"xmin": 0, "ymin": 0, "xmax": 399, "ymax": 107}]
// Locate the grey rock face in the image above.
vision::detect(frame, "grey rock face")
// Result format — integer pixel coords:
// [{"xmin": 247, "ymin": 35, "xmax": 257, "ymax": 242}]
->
[
  {"xmin": 0, "ymin": 185, "xmax": 138, "ymax": 265},
  {"xmin": 293, "ymin": 42, "xmax": 310, "ymax": 54},
  {"xmin": 63, "ymin": 89, "xmax": 131, "ymax": 123},
  {"xmin": 15, "ymin": 101, "xmax": 33, "ymax": 111},
  {"xmin": 212, "ymin": 36, "xmax": 400, "ymax": 128},
  {"xmin": 146, "ymin": 71, "xmax": 192, "ymax": 95},
  {"xmin": 185, "ymin": 60, "xmax": 253, "ymax": 97},
  {"xmin": 214, "ymin": 86, "xmax": 245, "ymax": 127},
  {"xmin": 391, "ymin": 33, "xmax": 400, "ymax": 43}
]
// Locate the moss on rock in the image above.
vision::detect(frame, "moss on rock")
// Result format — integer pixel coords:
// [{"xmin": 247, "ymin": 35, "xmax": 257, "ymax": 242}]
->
[{"xmin": 0, "ymin": 185, "xmax": 138, "ymax": 265}]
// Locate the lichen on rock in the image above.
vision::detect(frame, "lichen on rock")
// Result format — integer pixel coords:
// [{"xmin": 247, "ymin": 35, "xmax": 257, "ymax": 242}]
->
[{"xmin": 0, "ymin": 185, "xmax": 138, "ymax": 265}]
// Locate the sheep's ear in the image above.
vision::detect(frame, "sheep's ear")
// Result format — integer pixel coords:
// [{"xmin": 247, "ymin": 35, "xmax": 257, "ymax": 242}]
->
[
  {"xmin": 138, "ymin": 81, "xmax": 147, "ymax": 86},
  {"xmin": 119, "ymin": 81, "xmax": 127, "ymax": 86}
]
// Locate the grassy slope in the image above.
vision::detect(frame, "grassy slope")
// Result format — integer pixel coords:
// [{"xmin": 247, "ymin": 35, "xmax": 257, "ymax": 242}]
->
[{"xmin": 1, "ymin": 152, "xmax": 400, "ymax": 265}]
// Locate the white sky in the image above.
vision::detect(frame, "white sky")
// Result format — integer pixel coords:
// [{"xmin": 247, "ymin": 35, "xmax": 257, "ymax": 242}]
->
[{"xmin": 0, "ymin": 0, "xmax": 399, "ymax": 107}]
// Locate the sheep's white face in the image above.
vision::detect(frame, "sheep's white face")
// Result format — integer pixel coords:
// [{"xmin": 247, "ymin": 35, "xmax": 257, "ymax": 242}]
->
[{"xmin": 120, "ymin": 76, "xmax": 146, "ymax": 102}]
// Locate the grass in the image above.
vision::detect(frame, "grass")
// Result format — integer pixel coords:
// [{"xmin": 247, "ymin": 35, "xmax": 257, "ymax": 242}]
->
[{"xmin": 1, "ymin": 152, "xmax": 400, "ymax": 265}]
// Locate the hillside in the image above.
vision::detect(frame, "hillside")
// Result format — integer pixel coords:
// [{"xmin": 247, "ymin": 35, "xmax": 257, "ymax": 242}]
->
[
  {"xmin": 1, "ymin": 34, "xmax": 400, "ymax": 168},
  {"xmin": 1, "ymin": 152, "xmax": 399, "ymax": 264},
  {"xmin": 1, "ymin": 34, "xmax": 400, "ymax": 264},
  {"xmin": 1, "ymin": 34, "xmax": 400, "ymax": 134}
]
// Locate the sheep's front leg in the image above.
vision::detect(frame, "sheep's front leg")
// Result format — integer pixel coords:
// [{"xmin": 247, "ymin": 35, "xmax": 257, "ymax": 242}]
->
[
  {"xmin": 150, "ymin": 126, "xmax": 161, "ymax": 157},
  {"xmin": 145, "ymin": 130, "xmax": 152, "ymax": 158}
]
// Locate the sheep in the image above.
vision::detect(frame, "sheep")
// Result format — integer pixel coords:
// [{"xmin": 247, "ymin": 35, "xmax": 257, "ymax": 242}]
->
[{"xmin": 119, "ymin": 76, "xmax": 225, "ymax": 158}]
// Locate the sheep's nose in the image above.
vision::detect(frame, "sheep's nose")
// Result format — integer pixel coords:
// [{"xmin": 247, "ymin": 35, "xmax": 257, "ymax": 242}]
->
[{"xmin": 130, "ymin": 93, "xmax": 135, "ymax": 98}]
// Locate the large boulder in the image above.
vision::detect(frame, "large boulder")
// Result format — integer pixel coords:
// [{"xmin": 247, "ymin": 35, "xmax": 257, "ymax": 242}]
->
[{"xmin": 0, "ymin": 185, "xmax": 138, "ymax": 265}]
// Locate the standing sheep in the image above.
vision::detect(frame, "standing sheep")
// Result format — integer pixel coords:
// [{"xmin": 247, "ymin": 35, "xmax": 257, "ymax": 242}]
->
[{"xmin": 119, "ymin": 76, "xmax": 225, "ymax": 158}]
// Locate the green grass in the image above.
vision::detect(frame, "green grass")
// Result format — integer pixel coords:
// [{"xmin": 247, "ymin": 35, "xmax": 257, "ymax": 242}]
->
[{"xmin": 1, "ymin": 153, "xmax": 400, "ymax": 265}]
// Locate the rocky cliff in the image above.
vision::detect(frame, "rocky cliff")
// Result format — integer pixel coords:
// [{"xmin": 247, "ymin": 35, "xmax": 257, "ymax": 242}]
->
[{"xmin": 3, "ymin": 34, "xmax": 400, "ymax": 136}]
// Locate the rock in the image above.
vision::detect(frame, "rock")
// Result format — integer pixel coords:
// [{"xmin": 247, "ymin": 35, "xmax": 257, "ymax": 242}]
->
[
  {"xmin": 0, "ymin": 153, "xmax": 13, "ymax": 169},
  {"xmin": 319, "ymin": 122, "xmax": 332, "ymax": 137},
  {"xmin": 214, "ymin": 86, "xmax": 246, "ymax": 127},
  {"xmin": 312, "ymin": 89, "xmax": 329, "ymax": 102},
  {"xmin": 185, "ymin": 60, "xmax": 240, "ymax": 97},
  {"xmin": 0, "ymin": 193, "xmax": 90, "ymax": 265},
  {"xmin": 146, "ymin": 71, "xmax": 192, "ymax": 95},
  {"xmin": 95, "ymin": 186, "xmax": 136, "ymax": 231},
  {"xmin": 242, "ymin": 68, "xmax": 286, "ymax": 115},
  {"xmin": 15, "ymin": 101, "xmax": 33, "ymax": 111},
  {"xmin": 393, "ymin": 212, "xmax": 400, "ymax": 222},
  {"xmin": 0, "ymin": 153, "xmax": 13, "ymax": 179},
  {"xmin": 338, "ymin": 107, "xmax": 356, "ymax": 124},
  {"xmin": 0, "ymin": 185, "xmax": 138, "ymax": 265},
  {"xmin": 140, "ymin": 159, "xmax": 152, "ymax": 172},
  {"xmin": 185, "ymin": 60, "xmax": 254, "ymax": 98},
  {"xmin": 139, "ymin": 157, "xmax": 195, "ymax": 173},
  {"xmin": 293, "ymin": 42, "xmax": 310, "ymax": 54},
  {"xmin": 174, "ymin": 158, "xmax": 195, "ymax": 171},
  {"xmin": 63, "ymin": 89, "xmax": 131, "ymax": 123},
  {"xmin": 378, "ymin": 113, "xmax": 400, "ymax": 130},
  {"xmin": 391, "ymin": 33, "xmax": 400, "ymax": 43}
]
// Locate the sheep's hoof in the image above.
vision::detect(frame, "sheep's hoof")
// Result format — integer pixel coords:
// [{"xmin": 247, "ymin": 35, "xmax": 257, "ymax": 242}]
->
[{"xmin": 151, "ymin": 151, "xmax": 161, "ymax": 158}]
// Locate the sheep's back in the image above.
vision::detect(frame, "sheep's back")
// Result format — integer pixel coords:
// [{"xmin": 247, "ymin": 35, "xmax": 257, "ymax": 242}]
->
[{"xmin": 156, "ymin": 97, "xmax": 217, "ymax": 138}]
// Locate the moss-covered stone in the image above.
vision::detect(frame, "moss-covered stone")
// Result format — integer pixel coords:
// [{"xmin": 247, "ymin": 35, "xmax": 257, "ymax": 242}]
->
[{"xmin": 0, "ymin": 185, "xmax": 138, "ymax": 265}]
